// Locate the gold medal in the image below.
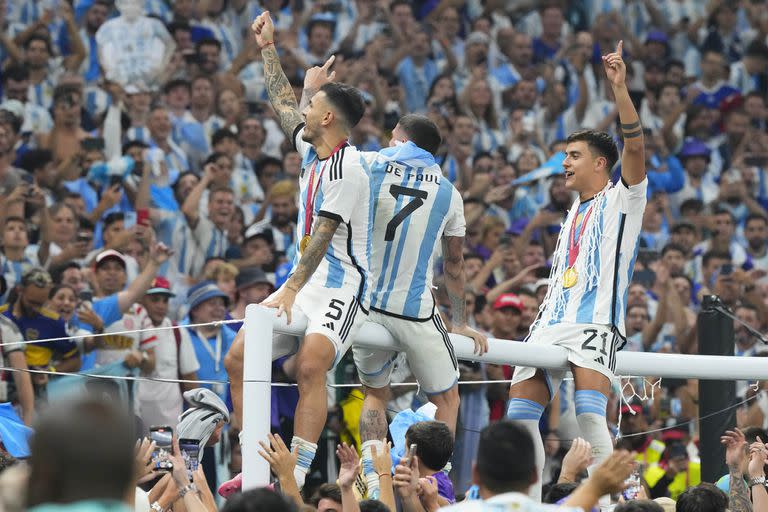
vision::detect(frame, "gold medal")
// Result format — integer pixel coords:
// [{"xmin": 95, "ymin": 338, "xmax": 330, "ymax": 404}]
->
[
  {"xmin": 563, "ymin": 266, "xmax": 578, "ymax": 288},
  {"xmin": 299, "ymin": 235, "xmax": 311, "ymax": 254}
]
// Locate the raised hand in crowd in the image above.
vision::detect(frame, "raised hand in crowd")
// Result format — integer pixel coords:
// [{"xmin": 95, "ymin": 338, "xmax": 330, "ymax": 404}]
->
[
  {"xmin": 258, "ymin": 433, "xmax": 302, "ymax": 507},
  {"xmin": 559, "ymin": 437, "xmax": 593, "ymax": 484}
]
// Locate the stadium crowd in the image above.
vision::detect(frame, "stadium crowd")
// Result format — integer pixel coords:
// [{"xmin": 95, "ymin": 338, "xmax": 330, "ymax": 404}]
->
[{"xmin": 0, "ymin": 0, "xmax": 767, "ymax": 510}]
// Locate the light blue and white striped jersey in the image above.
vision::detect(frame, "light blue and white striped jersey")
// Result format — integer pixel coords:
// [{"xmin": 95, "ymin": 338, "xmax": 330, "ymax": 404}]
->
[
  {"xmin": 541, "ymin": 178, "xmax": 648, "ymax": 338},
  {"xmin": 362, "ymin": 143, "xmax": 465, "ymax": 320},
  {"xmin": 292, "ymin": 126, "xmax": 373, "ymax": 309},
  {"xmin": 157, "ymin": 210, "xmax": 203, "ymax": 279}
]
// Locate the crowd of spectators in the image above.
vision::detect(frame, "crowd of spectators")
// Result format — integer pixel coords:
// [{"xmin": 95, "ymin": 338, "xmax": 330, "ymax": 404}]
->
[{"xmin": 0, "ymin": 0, "xmax": 767, "ymax": 509}]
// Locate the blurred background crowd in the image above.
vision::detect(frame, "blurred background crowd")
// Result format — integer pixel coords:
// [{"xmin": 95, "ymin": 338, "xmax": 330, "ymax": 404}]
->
[{"xmin": 0, "ymin": 0, "xmax": 766, "ymax": 505}]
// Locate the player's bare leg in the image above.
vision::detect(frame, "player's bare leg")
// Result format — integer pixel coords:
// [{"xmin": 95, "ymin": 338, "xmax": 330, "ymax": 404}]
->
[
  {"xmin": 290, "ymin": 333, "xmax": 336, "ymax": 488},
  {"xmin": 507, "ymin": 371, "xmax": 551, "ymax": 501},
  {"xmin": 360, "ymin": 385, "xmax": 391, "ymax": 499},
  {"xmin": 224, "ymin": 329, "xmax": 245, "ymax": 428},
  {"xmin": 428, "ymin": 385, "xmax": 460, "ymax": 435}
]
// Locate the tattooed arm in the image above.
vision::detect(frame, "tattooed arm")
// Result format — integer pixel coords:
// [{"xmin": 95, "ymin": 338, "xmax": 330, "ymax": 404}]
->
[
  {"xmin": 443, "ymin": 236, "xmax": 488, "ymax": 357},
  {"xmin": 286, "ymin": 216, "xmax": 339, "ymax": 292},
  {"xmin": 252, "ymin": 13, "xmax": 303, "ymax": 137},
  {"xmin": 442, "ymin": 236, "xmax": 467, "ymax": 328},
  {"xmin": 730, "ymin": 462, "xmax": 754, "ymax": 512}
]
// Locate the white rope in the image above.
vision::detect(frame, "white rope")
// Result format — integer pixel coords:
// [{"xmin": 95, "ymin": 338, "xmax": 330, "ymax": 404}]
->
[{"xmin": 4, "ymin": 317, "xmax": 244, "ymax": 346}]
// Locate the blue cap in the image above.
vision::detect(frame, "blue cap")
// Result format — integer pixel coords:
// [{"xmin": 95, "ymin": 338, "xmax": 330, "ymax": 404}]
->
[
  {"xmin": 645, "ymin": 29, "xmax": 669, "ymax": 45},
  {"xmin": 678, "ymin": 139, "xmax": 711, "ymax": 161},
  {"xmin": 187, "ymin": 280, "xmax": 229, "ymax": 311}
]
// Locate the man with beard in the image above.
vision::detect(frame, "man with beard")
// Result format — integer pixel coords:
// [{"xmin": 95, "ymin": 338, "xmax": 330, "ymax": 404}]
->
[
  {"xmin": 1, "ymin": 66, "xmax": 53, "ymax": 135},
  {"xmin": 745, "ymin": 214, "xmax": 768, "ymax": 270}
]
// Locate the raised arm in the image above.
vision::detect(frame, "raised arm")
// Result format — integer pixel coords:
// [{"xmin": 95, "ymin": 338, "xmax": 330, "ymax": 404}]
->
[
  {"xmin": 603, "ymin": 41, "xmax": 645, "ymax": 186},
  {"xmin": 252, "ymin": 12, "xmax": 303, "ymax": 137}
]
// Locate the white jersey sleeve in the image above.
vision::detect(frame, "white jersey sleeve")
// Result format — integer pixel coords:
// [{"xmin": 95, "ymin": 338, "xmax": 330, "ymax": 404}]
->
[
  {"xmin": 616, "ymin": 175, "xmax": 649, "ymax": 213},
  {"xmin": 443, "ymin": 187, "xmax": 466, "ymax": 238}
]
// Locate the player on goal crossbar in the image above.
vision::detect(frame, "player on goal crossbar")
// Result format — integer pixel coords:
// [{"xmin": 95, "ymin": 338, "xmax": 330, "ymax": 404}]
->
[{"xmin": 505, "ymin": 41, "xmax": 648, "ymax": 502}]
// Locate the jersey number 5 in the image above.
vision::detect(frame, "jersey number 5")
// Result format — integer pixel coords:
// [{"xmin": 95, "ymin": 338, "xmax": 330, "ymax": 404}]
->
[{"xmin": 385, "ymin": 185, "xmax": 428, "ymax": 241}]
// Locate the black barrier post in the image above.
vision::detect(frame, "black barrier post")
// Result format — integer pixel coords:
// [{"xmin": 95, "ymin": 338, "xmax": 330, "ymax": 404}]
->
[{"xmin": 697, "ymin": 295, "xmax": 736, "ymax": 483}]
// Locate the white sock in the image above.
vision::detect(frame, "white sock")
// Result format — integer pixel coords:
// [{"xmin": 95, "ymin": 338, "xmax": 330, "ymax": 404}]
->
[
  {"xmin": 290, "ymin": 436, "xmax": 318, "ymax": 489},
  {"xmin": 507, "ymin": 398, "xmax": 545, "ymax": 502},
  {"xmin": 575, "ymin": 390, "xmax": 613, "ymax": 507},
  {"xmin": 361, "ymin": 440, "xmax": 385, "ymax": 499}
]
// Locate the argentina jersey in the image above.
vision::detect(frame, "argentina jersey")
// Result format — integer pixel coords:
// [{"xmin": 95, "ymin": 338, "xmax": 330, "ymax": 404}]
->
[
  {"xmin": 363, "ymin": 143, "xmax": 465, "ymax": 320},
  {"xmin": 542, "ymin": 177, "xmax": 648, "ymax": 338},
  {"xmin": 292, "ymin": 125, "xmax": 373, "ymax": 309}
]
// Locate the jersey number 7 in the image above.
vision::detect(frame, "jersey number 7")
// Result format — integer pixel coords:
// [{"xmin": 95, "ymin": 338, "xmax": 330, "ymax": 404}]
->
[{"xmin": 385, "ymin": 185, "xmax": 429, "ymax": 241}]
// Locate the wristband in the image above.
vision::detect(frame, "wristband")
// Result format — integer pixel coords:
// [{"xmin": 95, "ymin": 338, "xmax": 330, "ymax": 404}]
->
[
  {"xmin": 260, "ymin": 41, "xmax": 275, "ymax": 49},
  {"xmin": 750, "ymin": 476, "xmax": 766, "ymax": 487},
  {"xmin": 378, "ymin": 472, "xmax": 392, "ymax": 479},
  {"xmin": 178, "ymin": 482, "xmax": 197, "ymax": 498}
]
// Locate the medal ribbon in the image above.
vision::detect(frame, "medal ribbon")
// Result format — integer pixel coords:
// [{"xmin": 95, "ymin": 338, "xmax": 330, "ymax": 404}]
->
[
  {"xmin": 303, "ymin": 140, "xmax": 348, "ymax": 238},
  {"xmin": 567, "ymin": 202, "xmax": 595, "ymax": 268}
]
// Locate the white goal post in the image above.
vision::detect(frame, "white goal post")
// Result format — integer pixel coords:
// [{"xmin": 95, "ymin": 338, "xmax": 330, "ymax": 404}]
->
[{"xmin": 241, "ymin": 304, "xmax": 768, "ymax": 490}]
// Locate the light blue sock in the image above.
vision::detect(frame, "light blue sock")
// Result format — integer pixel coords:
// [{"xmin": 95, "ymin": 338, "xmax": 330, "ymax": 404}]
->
[
  {"xmin": 507, "ymin": 398, "xmax": 545, "ymax": 501},
  {"xmin": 574, "ymin": 390, "xmax": 612, "ymax": 465},
  {"xmin": 290, "ymin": 436, "xmax": 317, "ymax": 489}
]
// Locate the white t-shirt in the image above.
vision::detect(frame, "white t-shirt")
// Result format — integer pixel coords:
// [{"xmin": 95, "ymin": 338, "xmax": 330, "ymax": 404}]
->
[
  {"xmin": 135, "ymin": 317, "xmax": 200, "ymax": 428},
  {"xmin": 94, "ymin": 304, "xmax": 157, "ymax": 366}
]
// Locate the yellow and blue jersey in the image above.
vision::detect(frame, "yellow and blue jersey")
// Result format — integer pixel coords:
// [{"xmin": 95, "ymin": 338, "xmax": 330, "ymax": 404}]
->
[{"xmin": 0, "ymin": 305, "xmax": 77, "ymax": 368}]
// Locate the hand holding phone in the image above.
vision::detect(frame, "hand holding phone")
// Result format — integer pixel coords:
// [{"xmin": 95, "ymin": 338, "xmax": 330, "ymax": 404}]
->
[
  {"xmin": 179, "ymin": 438, "xmax": 201, "ymax": 480},
  {"xmin": 149, "ymin": 426, "xmax": 174, "ymax": 472}
]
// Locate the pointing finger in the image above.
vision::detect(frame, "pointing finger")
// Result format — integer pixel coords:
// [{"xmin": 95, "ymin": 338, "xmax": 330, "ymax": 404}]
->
[
  {"xmin": 616, "ymin": 40, "xmax": 623, "ymax": 55},
  {"xmin": 322, "ymin": 55, "xmax": 336, "ymax": 70}
]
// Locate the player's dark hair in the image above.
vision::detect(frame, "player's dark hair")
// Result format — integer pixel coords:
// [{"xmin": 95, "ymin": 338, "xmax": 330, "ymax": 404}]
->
[
  {"xmin": 320, "ymin": 83, "xmax": 365, "ymax": 129},
  {"xmin": 121, "ymin": 140, "xmax": 149, "ymax": 155},
  {"xmin": 701, "ymin": 250, "xmax": 731, "ymax": 268},
  {"xmin": 26, "ymin": 398, "xmax": 136, "ymax": 506},
  {"xmin": 204, "ymin": 152, "xmax": 232, "ymax": 167},
  {"xmin": 2, "ymin": 64, "xmax": 30, "ymax": 84},
  {"xmin": 405, "ymin": 421, "xmax": 453, "ymax": 471},
  {"xmin": 221, "ymin": 488, "xmax": 298, "ymax": 512},
  {"xmin": 476, "ymin": 420, "xmax": 535, "ymax": 493},
  {"xmin": 196, "ymin": 37, "xmax": 222, "ymax": 53},
  {"xmin": 310, "ymin": 483, "xmax": 342, "ymax": 507},
  {"xmin": 543, "ymin": 482, "xmax": 578, "ymax": 503},
  {"xmin": 389, "ymin": 0, "xmax": 413, "ymax": 13},
  {"xmin": 19, "ymin": 149, "xmax": 53, "ymax": 174},
  {"xmin": 103, "ymin": 211, "xmax": 125, "ymax": 229},
  {"xmin": 677, "ymin": 483, "xmax": 728, "ymax": 512},
  {"xmin": 661, "ymin": 243, "xmax": 686, "ymax": 257},
  {"xmin": 359, "ymin": 500, "xmax": 390, "ymax": 512},
  {"xmin": 746, "ymin": 213, "xmax": 768, "ymax": 226},
  {"xmin": 655, "ymin": 81, "xmax": 681, "ymax": 100},
  {"xmin": 212, "ymin": 128, "xmax": 238, "ymax": 147},
  {"xmin": 614, "ymin": 501, "xmax": 664, "ymax": 512},
  {"xmin": 397, "ymin": 114, "xmax": 442, "ymax": 155},
  {"xmin": 24, "ymin": 34, "xmax": 53, "ymax": 54},
  {"xmin": 52, "ymin": 84, "xmax": 82, "ymax": 107},
  {"xmin": 566, "ymin": 129, "xmax": 619, "ymax": 173}
]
